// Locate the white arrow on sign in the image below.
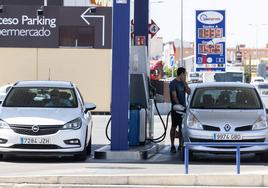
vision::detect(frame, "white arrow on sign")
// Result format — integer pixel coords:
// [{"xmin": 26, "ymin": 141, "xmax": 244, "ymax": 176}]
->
[
  {"xmin": 81, "ymin": 8, "xmax": 105, "ymax": 46},
  {"xmin": 170, "ymin": 56, "xmax": 174, "ymax": 67}
]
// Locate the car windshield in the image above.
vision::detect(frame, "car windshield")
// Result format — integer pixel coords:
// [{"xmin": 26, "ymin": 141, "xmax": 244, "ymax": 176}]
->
[
  {"xmin": 190, "ymin": 87, "xmax": 262, "ymax": 109},
  {"xmin": 3, "ymin": 87, "xmax": 78, "ymax": 108}
]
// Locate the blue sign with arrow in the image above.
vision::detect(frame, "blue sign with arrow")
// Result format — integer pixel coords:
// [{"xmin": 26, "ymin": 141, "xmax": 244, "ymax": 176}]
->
[{"xmin": 170, "ymin": 56, "xmax": 174, "ymax": 67}]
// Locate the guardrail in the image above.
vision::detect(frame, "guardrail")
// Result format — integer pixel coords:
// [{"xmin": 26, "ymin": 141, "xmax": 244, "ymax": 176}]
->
[{"xmin": 184, "ymin": 142, "xmax": 268, "ymax": 174}]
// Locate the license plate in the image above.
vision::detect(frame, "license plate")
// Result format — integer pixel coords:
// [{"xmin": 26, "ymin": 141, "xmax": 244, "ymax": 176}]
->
[
  {"xmin": 20, "ymin": 137, "xmax": 50, "ymax": 144},
  {"xmin": 214, "ymin": 133, "xmax": 242, "ymax": 140}
]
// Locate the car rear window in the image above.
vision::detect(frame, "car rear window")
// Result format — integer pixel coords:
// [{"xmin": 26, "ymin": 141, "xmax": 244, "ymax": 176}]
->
[
  {"xmin": 190, "ymin": 87, "xmax": 262, "ymax": 109},
  {"xmin": 3, "ymin": 87, "xmax": 78, "ymax": 108}
]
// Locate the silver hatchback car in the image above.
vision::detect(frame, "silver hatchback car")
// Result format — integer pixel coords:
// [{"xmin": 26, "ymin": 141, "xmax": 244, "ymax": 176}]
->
[{"xmin": 183, "ymin": 82, "xmax": 268, "ymax": 158}]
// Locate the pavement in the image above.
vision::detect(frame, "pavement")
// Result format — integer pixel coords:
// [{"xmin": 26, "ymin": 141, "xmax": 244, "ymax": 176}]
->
[{"xmin": 1, "ymin": 115, "xmax": 268, "ymax": 187}]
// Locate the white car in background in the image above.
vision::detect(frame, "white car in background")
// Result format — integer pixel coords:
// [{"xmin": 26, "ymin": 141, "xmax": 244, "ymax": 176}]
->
[
  {"xmin": 188, "ymin": 72, "xmax": 203, "ymax": 83},
  {"xmin": 251, "ymin": 76, "xmax": 265, "ymax": 84},
  {"xmin": 252, "ymin": 82, "xmax": 268, "ymax": 108},
  {"xmin": 0, "ymin": 84, "xmax": 12, "ymax": 102},
  {"xmin": 0, "ymin": 80, "xmax": 96, "ymax": 161}
]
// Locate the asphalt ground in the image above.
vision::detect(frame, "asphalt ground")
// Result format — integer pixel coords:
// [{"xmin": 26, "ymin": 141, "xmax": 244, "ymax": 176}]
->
[
  {"xmin": 1, "ymin": 115, "xmax": 268, "ymax": 187},
  {"xmin": 0, "ymin": 115, "xmax": 268, "ymax": 175}
]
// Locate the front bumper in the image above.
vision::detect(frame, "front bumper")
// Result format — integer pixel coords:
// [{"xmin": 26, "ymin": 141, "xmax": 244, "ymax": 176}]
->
[
  {"xmin": 0, "ymin": 127, "xmax": 87, "ymax": 156},
  {"xmin": 184, "ymin": 128, "xmax": 268, "ymax": 153}
]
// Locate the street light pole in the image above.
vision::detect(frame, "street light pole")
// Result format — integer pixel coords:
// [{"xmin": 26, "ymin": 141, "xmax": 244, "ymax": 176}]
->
[
  {"xmin": 248, "ymin": 24, "xmax": 267, "ymax": 60},
  {"xmin": 180, "ymin": 0, "xmax": 184, "ymax": 67}
]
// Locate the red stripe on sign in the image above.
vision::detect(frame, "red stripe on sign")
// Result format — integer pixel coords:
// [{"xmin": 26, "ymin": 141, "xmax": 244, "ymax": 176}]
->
[{"xmin": 202, "ymin": 55, "xmax": 207, "ymax": 64}]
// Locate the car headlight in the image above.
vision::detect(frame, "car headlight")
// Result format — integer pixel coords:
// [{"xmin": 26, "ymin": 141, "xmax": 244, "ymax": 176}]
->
[
  {"xmin": 62, "ymin": 118, "xmax": 82, "ymax": 130},
  {"xmin": 0, "ymin": 120, "xmax": 9, "ymax": 129},
  {"xmin": 252, "ymin": 115, "xmax": 268, "ymax": 130},
  {"xmin": 186, "ymin": 113, "xmax": 203, "ymax": 130}
]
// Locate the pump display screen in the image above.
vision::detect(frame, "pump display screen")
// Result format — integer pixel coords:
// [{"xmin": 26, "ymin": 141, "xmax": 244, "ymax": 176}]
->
[
  {"xmin": 198, "ymin": 28, "xmax": 223, "ymax": 39},
  {"xmin": 198, "ymin": 44, "xmax": 223, "ymax": 54}
]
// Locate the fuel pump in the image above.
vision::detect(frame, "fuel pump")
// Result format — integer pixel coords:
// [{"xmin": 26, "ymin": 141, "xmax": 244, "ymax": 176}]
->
[
  {"xmin": 105, "ymin": 46, "xmax": 173, "ymax": 145},
  {"xmin": 128, "ymin": 46, "xmax": 154, "ymax": 145}
]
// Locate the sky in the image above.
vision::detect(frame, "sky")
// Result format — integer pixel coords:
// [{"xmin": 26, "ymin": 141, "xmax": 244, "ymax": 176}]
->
[{"xmin": 150, "ymin": 0, "xmax": 268, "ymax": 48}]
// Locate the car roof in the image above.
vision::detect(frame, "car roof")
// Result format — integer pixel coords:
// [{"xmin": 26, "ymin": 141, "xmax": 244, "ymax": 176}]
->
[
  {"xmin": 252, "ymin": 76, "xmax": 264, "ymax": 79},
  {"xmin": 251, "ymin": 81, "xmax": 268, "ymax": 85},
  {"xmin": 192, "ymin": 82, "xmax": 255, "ymax": 89},
  {"xmin": 13, "ymin": 80, "xmax": 74, "ymax": 88}
]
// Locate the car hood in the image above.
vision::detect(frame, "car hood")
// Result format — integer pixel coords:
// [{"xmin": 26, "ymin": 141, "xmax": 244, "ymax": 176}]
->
[
  {"xmin": 0, "ymin": 107, "xmax": 82, "ymax": 125},
  {"xmin": 190, "ymin": 109, "xmax": 262, "ymax": 126}
]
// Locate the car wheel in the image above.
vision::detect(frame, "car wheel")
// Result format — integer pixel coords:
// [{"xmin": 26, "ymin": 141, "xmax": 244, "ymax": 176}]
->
[
  {"xmin": 87, "ymin": 137, "xmax": 92, "ymax": 155},
  {"xmin": 73, "ymin": 138, "xmax": 88, "ymax": 161},
  {"xmin": 74, "ymin": 147, "xmax": 87, "ymax": 161}
]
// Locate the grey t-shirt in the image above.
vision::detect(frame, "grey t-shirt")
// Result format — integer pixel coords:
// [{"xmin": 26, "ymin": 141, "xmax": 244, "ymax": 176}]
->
[{"xmin": 169, "ymin": 79, "xmax": 186, "ymax": 107}]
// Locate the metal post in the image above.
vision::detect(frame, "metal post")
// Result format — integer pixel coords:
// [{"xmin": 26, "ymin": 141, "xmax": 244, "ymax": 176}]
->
[
  {"xmin": 184, "ymin": 145, "xmax": 189, "ymax": 174},
  {"xmin": 111, "ymin": 0, "xmax": 130, "ymax": 150},
  {"xmin": 256, "ymin": 25, "xmax": 258, "ymax": 60},
  {"xmin": 180, "ymin": 0, "xmax": 184, "ymax": 67},
  {"xmin": 249, "ymin": 54, "xmax": 252, "ymax": 82},
  {"xmin": 134, "ymin": 0, "xmax": 149, "ymax": 46},
  {"xmin": 236, "ymin": 145, "xmax": 241, "ymax": 174}
]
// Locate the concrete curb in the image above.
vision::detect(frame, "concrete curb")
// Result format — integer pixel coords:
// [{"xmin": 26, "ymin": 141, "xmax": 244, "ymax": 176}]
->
[{"xmin": 0, "ymin": 174, "xmax": 268, "ymax": 187}]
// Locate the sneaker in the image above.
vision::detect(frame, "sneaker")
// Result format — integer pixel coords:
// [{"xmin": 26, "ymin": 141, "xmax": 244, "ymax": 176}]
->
[{"xmin": 170, "ymin": 145, "xmax": 176, "ymax": 153}]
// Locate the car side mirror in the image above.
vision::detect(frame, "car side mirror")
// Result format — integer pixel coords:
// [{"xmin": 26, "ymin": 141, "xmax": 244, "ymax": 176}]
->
[
  {"xmin": 84, "ymin": 102, "xmax": 96, "ymax": 113},
  {"xmin": 266, "ymin": 109, "xmax": 268, "ymax": 114}
]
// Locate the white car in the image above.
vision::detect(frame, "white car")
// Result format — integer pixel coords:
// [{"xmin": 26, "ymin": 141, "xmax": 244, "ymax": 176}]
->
[
  {"xmin": 183, "ymin": 82, "xmax": 268, "ymax": 159},
  {"xmin": 252, "ymin": 82, "xmax": 268, "ymax": 108},
  {"xmin": 0, "ymin": 80, "xmax": 96, "ymax": 161},
  {"xmin": 0, "ymin": 84, "xmax": 12, "ymax": 102},
  {"xmin": 188, "ymin": 72, "xmax": 203, "ymax": 83},
  {"xmin": 251, "ymin": 76, "xmax": 265, "ymax": 84}
]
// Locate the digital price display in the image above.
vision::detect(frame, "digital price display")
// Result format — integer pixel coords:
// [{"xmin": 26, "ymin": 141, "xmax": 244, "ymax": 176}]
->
[
  {"xmin": 198, "ymin": 43, "xmax": 223, "ymax": 54},
  {"xmin": 195, "ymin": 10, "xmax": 226, "ymax": 72},
  {"xmin": 198, "ymin": 28, "xmax": 223, "ymax": 39}
]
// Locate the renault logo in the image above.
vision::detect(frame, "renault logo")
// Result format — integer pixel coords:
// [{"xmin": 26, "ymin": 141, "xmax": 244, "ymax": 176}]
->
[
  {"xmin": 224, "ymin": 124, "xmax": 231, "ymax": 132},
  {"xmin": 32, "ymin": 125, "xmax": 39, "ymax": 133}
]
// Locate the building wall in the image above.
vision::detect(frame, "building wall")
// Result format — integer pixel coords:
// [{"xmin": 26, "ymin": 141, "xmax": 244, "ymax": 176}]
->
[
  {"xmin": 64, "ymin": 0, "xmax": 90, "ymax": 6},
  {"xmin": 150, "ymin": 37, "xmax": 163, "ymax": 60},
  {"xmin": 3, "ymin": 0, "xmax": 63, "ymax": 5},
  {"xmin": 0, "ymin": 48, "xmax": 112, "ymax": 112}
]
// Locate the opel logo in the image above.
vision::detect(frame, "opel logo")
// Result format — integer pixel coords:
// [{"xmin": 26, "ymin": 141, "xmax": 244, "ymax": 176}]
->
[
  {"xmin": 32, "ymin": 125, "xmax": 39, "ymax": 133},
  {"xmin": 224, "ymin": 124, "xmax": 231, "ymax": 132}
]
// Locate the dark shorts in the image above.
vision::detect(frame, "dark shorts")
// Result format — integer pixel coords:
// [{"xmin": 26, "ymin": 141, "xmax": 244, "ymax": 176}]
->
[{"xmin": 171, "ymin": 110, "xmax": 183, "ymax": 129}]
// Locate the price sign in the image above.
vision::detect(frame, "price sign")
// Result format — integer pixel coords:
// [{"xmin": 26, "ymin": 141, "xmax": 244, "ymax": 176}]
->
[{"xmin": 195, "ymin": 10, "xmax": 226, "ymax": 72}]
